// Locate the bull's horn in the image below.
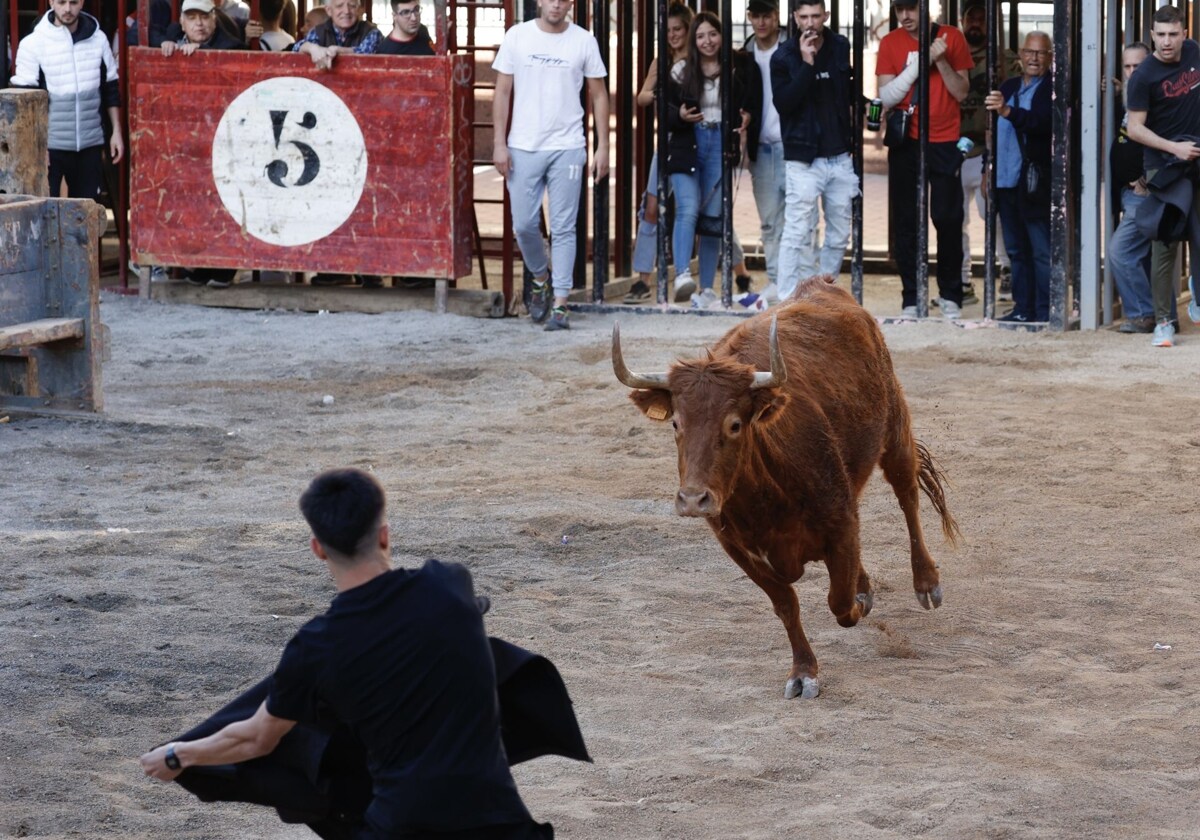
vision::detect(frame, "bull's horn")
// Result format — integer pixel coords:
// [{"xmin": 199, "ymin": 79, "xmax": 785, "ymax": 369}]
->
[
  {"xmin": 750, "ymin": 316, "xmax": 788, "ymax": 390},
  {"xmin": 612, "ymin": 324, "xmax": 671, "ymax": 390}
]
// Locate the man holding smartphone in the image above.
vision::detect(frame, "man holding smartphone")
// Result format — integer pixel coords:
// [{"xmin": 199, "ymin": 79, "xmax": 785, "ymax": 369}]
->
[{"xmin": 770, "ymin": 0, "xmax": 857, "ymax": 298}]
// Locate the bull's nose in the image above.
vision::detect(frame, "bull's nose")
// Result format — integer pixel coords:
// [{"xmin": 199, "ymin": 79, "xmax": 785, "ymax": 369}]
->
[{"xmin": 676, "ymin": 487, "xmax": 718, "ymax": 517}]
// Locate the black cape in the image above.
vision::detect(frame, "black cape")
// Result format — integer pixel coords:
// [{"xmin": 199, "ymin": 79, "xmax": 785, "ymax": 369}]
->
[{"xmin": 168, "ymin": 638, "xmax": 589, "ymax": 840}]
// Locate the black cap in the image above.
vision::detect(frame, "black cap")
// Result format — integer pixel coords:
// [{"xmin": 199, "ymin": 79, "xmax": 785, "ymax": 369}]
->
[{"xmin": 748, "ymin": 0, "xmax": 778, "ymax": 12}]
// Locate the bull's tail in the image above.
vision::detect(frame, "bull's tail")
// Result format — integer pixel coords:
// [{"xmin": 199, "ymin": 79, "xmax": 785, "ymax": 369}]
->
[{"xmin": 915, "ymin": 440, "xmax": 962, "ymax": 547}]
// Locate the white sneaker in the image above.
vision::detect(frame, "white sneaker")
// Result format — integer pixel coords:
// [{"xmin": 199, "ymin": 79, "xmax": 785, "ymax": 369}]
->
[
  {"xmin": 1152, "ymin": 319, "xmax": 1176, "ymax": 347},
  {"xmin": 940, "ymin": 299, "xmax": 962, "ymax": 320},
  {"xmin": 901, "ymin": 305, "xmax": 919, "ymax": 319},
  {"xmin": 760, "ymin": 282, "xmax": 780, "ymax": 303},
  {"xmin": 673, "ymin": 271, "xmax": 696, "ymax": 303},
  {"xmin": 690, "ymin": 288, "xmax": 719, "ymax": 310}
]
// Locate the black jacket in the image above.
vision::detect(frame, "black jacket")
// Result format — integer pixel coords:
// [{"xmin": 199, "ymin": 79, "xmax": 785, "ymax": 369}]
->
[
  {"xmin": 998, "ymin": 74, "xmax": 1052, "ymax": 216},
  {"xmin": 770, "ymin": 27, "xmax": 854, "ymax": 164},
  {"xmin": 664, "ymin": 53, "xmax": 752, "ymax": 176}
]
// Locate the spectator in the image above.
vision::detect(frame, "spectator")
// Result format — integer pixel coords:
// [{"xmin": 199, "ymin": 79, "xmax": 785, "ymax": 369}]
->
[
  {"xmin": 984, "ymin": 31, "xmax": 1052, "ymax": 323},
  {"xmin": 743, "ymin": 0, "xmax": 785, "ymax": 302},
  {"xmin": 625, "ymin": 2, "xmax": 694, "ymax": 304},
  {"xmin": 1107, "ymin": 42, "xmax": 1159, "ymax": 334},
  {"xmin": 771, "ymin": 0, "xmax": 857, "ymax": 300},
  {"xmin": 160, "ymin": 0, "xmax": 245, "ymax": 47},
  {"xmin": 376, "ymin": 0, "xmax": 434, "ymax": 55},
  {"xmin": 957, "ymin": 0, "xmax": 1016, "ymax": 303},
  {"xmin": 139, "ymin": 469, "xmax": 561, "ymax": 839},
  {"xmin": 214, "ymin": 0, "xmax": 249, "ymax": 28},
  {"xmin": 1126, "ymin": 4, "xmax": 1200, "ymax": 348},
  {"xmin": 666, "ymin": 11, "xmax": 751, "ymax": 310},
  {"xmin": 161, "ymin": 0, "xmax": 247, "ymax": 55},
  {"xmin": 876, "ymin": 0, "xmax": 972, "ymax": 320},
  {"xmin": 294, "ymin": 0, "xmax": 381, "ymax": 70},
  {"xmin": 300, "ymin": 5, "xmax": 328, "ymax": 39},
  {"xmin": 492, "ymin": 0, "xmax": 609, "ymax": 331},
  {"xmin": 256, "ymin": 0, "xmax": 295, "ymax": 51},
  {"xmin": 11, "ymin": 0, "xmax": 124, "ymax": 200}
]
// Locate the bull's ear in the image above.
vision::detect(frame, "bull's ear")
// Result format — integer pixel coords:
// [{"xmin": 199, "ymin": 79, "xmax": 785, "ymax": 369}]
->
[
  {"xmin": 629, "ymin": 389, "xmax": 674, "ymax": 422},
  {"xmin": 750, "ymin": 389, "xmax": 788, "ymax": 426}
]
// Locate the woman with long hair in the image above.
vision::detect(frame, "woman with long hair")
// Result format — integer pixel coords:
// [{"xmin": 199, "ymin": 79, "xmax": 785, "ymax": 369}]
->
[{"xmin": 666, "ymin": 11, "xmax": 750, "ymax": 309}]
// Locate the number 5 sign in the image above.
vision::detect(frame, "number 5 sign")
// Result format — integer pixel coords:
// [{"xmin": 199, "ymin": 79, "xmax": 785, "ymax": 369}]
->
[
  {"xmin": 130, "ymin": 51, "xmax": 474, "ymax": 279},
  {"xmin": 212, "ymin": 77, "xmax": 367, "ymax": 247}
]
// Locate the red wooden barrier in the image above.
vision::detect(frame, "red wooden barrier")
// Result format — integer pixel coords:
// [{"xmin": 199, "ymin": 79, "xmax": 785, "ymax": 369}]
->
[{"xmin": 129, "ymin": 51, "xmax": 473, "ymax": 279}]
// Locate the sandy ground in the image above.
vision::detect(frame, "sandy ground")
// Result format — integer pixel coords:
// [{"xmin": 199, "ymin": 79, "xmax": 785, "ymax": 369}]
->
[{"xmin": 2, "ymin": 293, "xmax": 1199, "ymax": 839}]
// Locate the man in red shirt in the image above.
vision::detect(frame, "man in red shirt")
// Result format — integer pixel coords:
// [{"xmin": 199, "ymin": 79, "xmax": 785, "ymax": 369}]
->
[{"xmin": 876, "ymin": 0, "xmax": 972, "ymax": 318}]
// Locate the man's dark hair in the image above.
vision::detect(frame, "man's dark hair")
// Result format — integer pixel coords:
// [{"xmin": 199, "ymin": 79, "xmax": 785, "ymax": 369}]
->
[
  {"xmin": 391, "ymin": 0, "xmax": 417, "ymax": 10},
  {"xmin": 1124, "ymin": 41, "xmax": 1150, "ymax": 55},
  {"xmin": 792, "ymin": 0, "xmax": 825, "ymax": 11},
  {"xmin": 1153, "ymin": 6, "xmax": 1186, "ymax": 26},
  {"xmin": 260, "ymin": 0, "xmax": 284, "ymax": 23},
  {"xmin": 299, "ymin": 468, "xmax": 386, "ymax": 559}
]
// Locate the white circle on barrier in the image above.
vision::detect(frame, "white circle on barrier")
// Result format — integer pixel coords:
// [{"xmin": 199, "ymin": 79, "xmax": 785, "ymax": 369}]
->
[{"xmin": 212, "ymin": 77, "xmax": 367, "ymax": 248}]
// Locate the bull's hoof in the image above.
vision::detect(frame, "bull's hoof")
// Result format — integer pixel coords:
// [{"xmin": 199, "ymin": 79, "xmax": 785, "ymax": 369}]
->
[
  {"xmin": 856, "ymin": 590, "xmax": 874, "ymax": 616},
  {"xmin": 784, "ymin": 676, "xmax": 820, "ymax": 699},
  {"xmin": 915, "ymin": 584, "xmax": 943, "ymax": 610}
]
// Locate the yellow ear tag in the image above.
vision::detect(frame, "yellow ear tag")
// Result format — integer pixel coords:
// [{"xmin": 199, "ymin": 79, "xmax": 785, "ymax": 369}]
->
[{"xmin": 647, "ymin": 405, "xmax": 668, "ymax": 421}]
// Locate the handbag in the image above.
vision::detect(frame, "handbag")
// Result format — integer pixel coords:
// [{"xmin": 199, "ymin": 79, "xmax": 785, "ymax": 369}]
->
[
  {"xmin": 883, "ymin": 107, "xmax": 912, "ymax": 148},
  {"xmin": 696, "ymin": 214, "xmax": 723, "ymax": 237},
  {"xmin": 1014, "ymin": 129, "xmax": 1043, "ymax": 196}
]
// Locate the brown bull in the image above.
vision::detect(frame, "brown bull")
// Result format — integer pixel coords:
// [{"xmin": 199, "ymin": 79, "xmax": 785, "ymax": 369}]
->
[{"xmin": 613, "ymin": 277, "xmax": 959, "ymax": 699}]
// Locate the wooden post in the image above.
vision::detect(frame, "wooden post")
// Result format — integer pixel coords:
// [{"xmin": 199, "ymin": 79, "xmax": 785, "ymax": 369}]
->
[{"xmin": 0, "ymin": 90, "xmax": 50, "ymax": 197}]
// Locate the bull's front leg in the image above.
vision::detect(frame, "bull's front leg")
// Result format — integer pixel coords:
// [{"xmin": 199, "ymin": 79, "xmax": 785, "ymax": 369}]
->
[
  {"xmin": 726, "ymin": 550, "xmax": 821, "ymax": 699},
  {"xmin": 824, "ymin": 524, "xmax": 874, "ymax": 627}
]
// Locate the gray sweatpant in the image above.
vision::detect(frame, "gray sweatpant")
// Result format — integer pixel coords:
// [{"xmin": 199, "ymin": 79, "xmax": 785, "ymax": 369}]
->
[{"xmin": 507, "ymin": 147, "xmax": 588, "ymax": 298}]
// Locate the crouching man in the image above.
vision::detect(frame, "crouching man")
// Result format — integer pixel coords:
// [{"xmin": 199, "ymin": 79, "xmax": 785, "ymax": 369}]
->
[{"xmin": 140, "ymin": 468, "xmax": 585, "ymax": 838}]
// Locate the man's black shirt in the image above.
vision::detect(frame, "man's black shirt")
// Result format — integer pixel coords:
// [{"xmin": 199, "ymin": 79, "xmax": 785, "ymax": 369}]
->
[
  {"xmin": 1127, "ymin": 38, "xmax": 1200, "ymax": 172},
  {"xmin": 266, "ymin": 560, "xmax": 532, "ymax": 836},
  {"xmin": 376, "ymin": 25, "xmax": 434, "ymax": 55}
]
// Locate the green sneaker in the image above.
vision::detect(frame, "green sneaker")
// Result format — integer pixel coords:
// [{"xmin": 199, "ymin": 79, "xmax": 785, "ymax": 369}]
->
[
  {"xmin": 543, "ymin": 306, "xmax": 570, "ymax": 331},
  {"xmin": 527, "ymin": 281, "xmax": 551, "ymax": 323}
]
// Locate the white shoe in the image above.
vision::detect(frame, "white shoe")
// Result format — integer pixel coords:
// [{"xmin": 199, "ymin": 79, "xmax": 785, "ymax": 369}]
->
[
  {"xmin": 940, "ymin": 299, "xmax": 962, "ymax": 320},
  {"xmin": 673, "ymin": 271, "xmax": 696, "ymax": 303},
  {"xmin": 690, "ymin": 288, "xmax": 719, "ymax": 310},
  {"xmin": 901, "ymin": 305, "xmax": 919, "ymax": 319},
  {"xmin": 760, "ymin": 282, "xmax": 780, "ymax": 303}
]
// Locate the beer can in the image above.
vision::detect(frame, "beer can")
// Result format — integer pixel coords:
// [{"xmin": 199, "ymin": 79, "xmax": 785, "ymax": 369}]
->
[
  {"xmin": 866, "ymin": 99, "xmax": 883, "ymax": 132},
  {"xmin": 956, "ymin": 136, "xmax": 976, "ymax": 156}
]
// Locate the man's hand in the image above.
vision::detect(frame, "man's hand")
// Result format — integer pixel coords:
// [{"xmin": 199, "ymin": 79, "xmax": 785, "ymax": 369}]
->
[
  {"xmin": 591, "ymin": 146, "xmax": 610, "ymax": 180},
  {"xmin": 799, "ymin": 29, "xmax": 819, "ymax": 65},
  {"xmin": 245, "ymin": 19, "xmax": 264, "ymax": 40},
  {"xmin": 929, "ymin": 35, "xmax": 948, "ymax": 66},
  {"xmin": 983, "ymin": 90, "xmax": 1009, "ymax": 117},
  {"xmin": 160, "ymin": 41, "xmax": 176, "ymax": 56},
  {"xmin": 140, "ymin": 743, "xmax": 183, "ymax": 782},
  {"xmin": 180, "ymin": 42, "xmax": 200, "ymax": 56},
  {"xmin": 1173, "ymin": 140, "xmax": 1200, "ymax": 161},
  {"xmin": 110, "ymin": 131, "xmax": 124, "ymax": 165},
  {"xmin": 493, "ymin": 144, "xmax": 511, "ymax": 177},
  {"xmin": 301, "ymin": 43, "xmax": 337, "ymax": 70}
]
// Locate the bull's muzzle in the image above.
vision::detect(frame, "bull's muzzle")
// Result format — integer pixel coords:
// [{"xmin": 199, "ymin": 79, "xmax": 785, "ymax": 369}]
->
[{"xmin": 676, "ymin": 486, "xmax": 719, "ymax": 517}]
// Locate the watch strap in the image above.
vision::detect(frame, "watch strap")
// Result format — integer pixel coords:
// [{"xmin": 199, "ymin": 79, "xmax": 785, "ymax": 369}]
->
[{"xmin": 164, "ymin": 744, "xmax": 181, "ymax": 771}]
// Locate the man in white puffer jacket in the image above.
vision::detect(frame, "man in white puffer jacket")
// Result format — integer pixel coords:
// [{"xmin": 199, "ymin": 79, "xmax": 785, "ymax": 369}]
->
[{"xmin": 12, "ymin": 0, "xmax": 124, "ymax": 199}]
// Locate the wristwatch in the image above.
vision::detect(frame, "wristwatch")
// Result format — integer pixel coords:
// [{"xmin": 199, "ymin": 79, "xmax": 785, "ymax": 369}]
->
[{"xmin": 164, "ymin": 744, "xmax": 181, "ymax": 771}]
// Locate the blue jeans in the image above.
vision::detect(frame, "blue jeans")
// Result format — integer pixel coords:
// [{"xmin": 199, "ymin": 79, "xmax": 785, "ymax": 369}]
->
[
  {"xmin": 670, "ymin": 124, "xmax": 723, "ymax": 289},
  {"xmin": 1107, "ymin": 188, "xmax": 1155, "ymax": 321},
  {"xmin": 995, "ymin": 187, "xmax": 1051, "ymax": 320},
  {"xmin": 778, "ymin": 153, "xmax": 859, "ymax": 298},
  {"xmin": 751, "ymin": 141, "xmax": 787, "ymax": 285}
]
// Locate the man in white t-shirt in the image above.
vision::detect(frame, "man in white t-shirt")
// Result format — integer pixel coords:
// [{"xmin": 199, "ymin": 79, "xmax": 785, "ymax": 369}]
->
[{"xmin": 492, "ymin": 0, "xmax": 609, "ymax": 331}]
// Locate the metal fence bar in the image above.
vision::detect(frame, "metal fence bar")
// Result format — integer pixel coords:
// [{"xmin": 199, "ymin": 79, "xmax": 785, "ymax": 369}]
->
[
  {"xmin": 719, "ymin": 0, "xmax": 734, "ymax": 309},
  {"xmin": 1049, "ymin": 0, "xmax": 1073, "ymax": 330},
  {"xmin": 851, "ymin": 0, "xmax": 865, "ymax": 305},
  {"xmin": 656, "ymin": 0, "xmax": 670, "ymax": 305},
  {"xmin": 916, "ymin": 0, "xmax": 931, "ymax": 318}
]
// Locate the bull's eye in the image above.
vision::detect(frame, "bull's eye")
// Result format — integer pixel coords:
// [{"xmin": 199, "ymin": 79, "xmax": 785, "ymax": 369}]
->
[
  {"xmin": 730, "ymin": 421, "xmax": 741, "ymax": 434},
  {"xmin": 671, "ymin": 419, "xmax": 680, "ymax": 432},
  {"xmin": 726, "ymin": 416, "xmax": 742, "ymax": 437}
]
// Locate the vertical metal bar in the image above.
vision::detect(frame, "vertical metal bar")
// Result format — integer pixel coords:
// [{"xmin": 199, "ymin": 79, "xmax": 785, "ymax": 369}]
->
[
  {"xmin": 983, "ymin": 0, "xmax": 997, "ymax": 320},
  {"xmin": 1008, "ymin": 0, "xmax": 1019, "ymax": 53},
  {"xmin": 916, "ymin": 0, "xmax": 931, "ymax": 317},
  {"xmin": 118, "ymin": 0, "xmax": 129, "ymax": 289},
  {"xmin": 614, "ymin": 0, "xmax": 634, "ymax": 277},
  {"xmin": 573, "ymin": 1, "xmax": 589, "ymax": 291},
  {"xmin": 851, "ymin": 0, "xmax": 865, "ymax": 304},
  {"xmin": 1079, "ymin": 0, "xmax": 1102, "ymax": 329},
  {"xmin": 1102, "ymin": 0, "xmax": 1120, "ymax": 325},
  {"xmin": 656, "ymin": 0, "xmax": 670, "ymax": 305},
  {"xmin": 592, "ymin": 0, "xmax": 610, "ymax": 301},
  {"xmin": 0, "ymin": 0, "xmax": 8, "ymax": 88},
  {"xmin": 720, "ymin": 0, "xmax": 733, "ymax": 308},
  {"xmin": 1049, "ymin": 0, "xmax": 1073, "ymax": 329}
]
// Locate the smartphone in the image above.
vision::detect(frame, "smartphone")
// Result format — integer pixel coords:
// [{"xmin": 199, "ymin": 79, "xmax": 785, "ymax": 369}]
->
[{"xmin": 682, "ymin": 98, "xmax": 699, "ymax": 111}]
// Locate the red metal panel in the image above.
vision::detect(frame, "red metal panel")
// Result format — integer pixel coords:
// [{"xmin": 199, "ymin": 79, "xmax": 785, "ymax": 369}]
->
[{"xmin": 130, "ymin": 51, "xmax": 473, "ymax": 278}]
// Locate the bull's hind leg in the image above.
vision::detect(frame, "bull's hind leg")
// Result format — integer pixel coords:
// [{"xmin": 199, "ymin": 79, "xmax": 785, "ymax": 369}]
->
[{"xmin": 879, "ymin": 432, "xmax": 943, "ymax": 610}]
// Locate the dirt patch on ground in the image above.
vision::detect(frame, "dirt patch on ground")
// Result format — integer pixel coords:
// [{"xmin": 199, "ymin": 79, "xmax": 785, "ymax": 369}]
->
[{"xmin": 2, "ymin": 296, "xmax": 1198, "ymax": 839}]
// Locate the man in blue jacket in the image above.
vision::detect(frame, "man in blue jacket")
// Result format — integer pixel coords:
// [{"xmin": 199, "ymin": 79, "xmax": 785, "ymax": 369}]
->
[
  {"xmin": 984, "ymin": 31, "xmax": 1053, "ymax": 323},
  {"xmin": 770, "ymin": 0, "xmax": 857, "ymax": 300}
]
